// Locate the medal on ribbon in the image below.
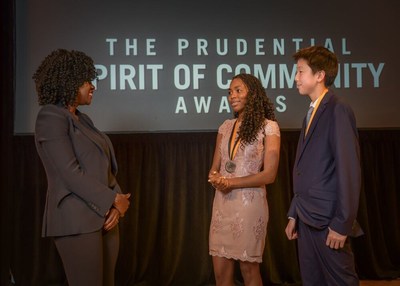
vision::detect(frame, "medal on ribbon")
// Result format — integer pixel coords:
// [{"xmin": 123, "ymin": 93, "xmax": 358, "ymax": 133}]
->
[
  {"xmin": 225, "ymin": 120, "xmax": 240, "ymax": 173},
  {"xmin": 225, "ymin": 160, "xmax": 236, "ymax": 173}
]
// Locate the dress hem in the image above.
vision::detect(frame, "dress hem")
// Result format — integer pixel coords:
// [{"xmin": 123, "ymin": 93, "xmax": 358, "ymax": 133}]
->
[{"xmin": 209, "ymin": 251, "xmax": 262, "ymax": 263}]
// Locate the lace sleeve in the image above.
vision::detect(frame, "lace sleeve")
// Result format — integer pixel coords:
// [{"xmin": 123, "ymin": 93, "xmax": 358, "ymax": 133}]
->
[
  {"xmin": 264, "ymin": 120, "xmax": 280, "ymax": 137},
  {"xmin": 218, "ymin": 119, "xmax": 234, "ymax": 135}
]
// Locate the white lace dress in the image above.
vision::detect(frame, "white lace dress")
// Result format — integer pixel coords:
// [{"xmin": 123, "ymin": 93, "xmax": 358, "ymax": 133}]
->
[{"xmin": 209, "ymin": 119, "xmax": 280, "ymax": 263}]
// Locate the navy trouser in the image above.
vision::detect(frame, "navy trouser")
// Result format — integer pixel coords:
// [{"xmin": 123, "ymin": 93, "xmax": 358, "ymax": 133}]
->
[{"xmin": 297, "ymin": 220, "xmax": 359, "ymax": 286}]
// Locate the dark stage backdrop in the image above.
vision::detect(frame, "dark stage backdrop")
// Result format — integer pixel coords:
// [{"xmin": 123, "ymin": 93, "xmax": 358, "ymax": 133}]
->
[
  {"xmin": 2, "ymin": 0, "xmax": 400, "ymax": 285},
  {"xmin": 7, "ymin": 131, "xmax": 400, "ymax": 285}
]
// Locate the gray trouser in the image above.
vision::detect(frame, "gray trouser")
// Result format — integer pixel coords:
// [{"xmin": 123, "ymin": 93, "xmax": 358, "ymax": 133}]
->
[{"xmin": 54, "ymin": 226, "xmax": 119, "ymax": 286}]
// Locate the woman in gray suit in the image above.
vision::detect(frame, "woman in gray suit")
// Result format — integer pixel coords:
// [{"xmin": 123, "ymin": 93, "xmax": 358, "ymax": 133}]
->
[{"xmin": 33, "ymin": 49, "xmax": 131, "ymax": 286}]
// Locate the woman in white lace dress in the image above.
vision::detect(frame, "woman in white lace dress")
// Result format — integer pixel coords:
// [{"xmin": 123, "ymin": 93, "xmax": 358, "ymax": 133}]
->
[{"xmin": 208, "ymin": 73, "xmax": 281, "ymax": 286}]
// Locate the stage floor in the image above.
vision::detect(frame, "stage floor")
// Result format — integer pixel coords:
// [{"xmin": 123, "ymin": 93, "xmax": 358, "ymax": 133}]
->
[{"xmin": 361, "ymin": 280, "xmax": 400, "ymax": 286}]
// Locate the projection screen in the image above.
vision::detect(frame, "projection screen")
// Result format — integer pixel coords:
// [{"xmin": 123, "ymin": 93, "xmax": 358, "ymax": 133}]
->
[{"xmin": 15, "ymin": 0, "xmax": 399, "ymax": 133}]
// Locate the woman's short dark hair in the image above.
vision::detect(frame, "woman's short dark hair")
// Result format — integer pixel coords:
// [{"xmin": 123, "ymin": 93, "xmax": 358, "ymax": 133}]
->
[
  {"xmin": 32, "ymin": 49, "xmax": 97, "ymax": 106},
  {"xmin": 293, "ymin": 45, "xmax": 338, "ymax": 87},
  {"xmin": 232, "ymin": 73, "xmax": 276, "ymax": 146}
]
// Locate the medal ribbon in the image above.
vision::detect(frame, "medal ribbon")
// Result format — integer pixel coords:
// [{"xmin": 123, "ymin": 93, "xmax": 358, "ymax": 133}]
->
[{"xmin": 228, "ymin": 120, "xmax": 241, "ymax": 160}]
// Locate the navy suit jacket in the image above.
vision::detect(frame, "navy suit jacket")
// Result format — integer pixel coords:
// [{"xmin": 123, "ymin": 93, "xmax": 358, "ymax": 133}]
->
[
  {"xmin": 35, "ymin": 104, "xmax": 121, "ymax": 237},
  {"xmin": 288, "ymin": 90, "xmax": 362, "ymax": 236}
]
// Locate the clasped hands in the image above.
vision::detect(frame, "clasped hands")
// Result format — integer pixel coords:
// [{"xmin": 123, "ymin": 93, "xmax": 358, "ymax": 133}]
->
[
  {"xmin": 113, "ymin": 193, "xmax": 131, "ymax": 217},
  {"xmin": 208, "ymin": 171, "xmax": 231, "ymax": 193},
  {"xmin": 104, "ymin": 193, "xmax": 131, "ymax": 231}
]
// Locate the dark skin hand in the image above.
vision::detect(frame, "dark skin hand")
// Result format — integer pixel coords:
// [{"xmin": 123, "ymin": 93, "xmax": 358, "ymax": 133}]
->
[
  {"xmin": 208, "ymin": 171, "xmax": 232, "ymax": 194},
  {"xmin": 104, "ymin": 207, "xmax": 120, "ymax": 231},
  {"xmin": 113, "ymin": 193, "xmax": 131, "ymax": 217}
]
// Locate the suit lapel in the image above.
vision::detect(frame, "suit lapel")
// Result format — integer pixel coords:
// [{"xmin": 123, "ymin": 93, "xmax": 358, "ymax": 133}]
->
[
  {"xmin": 296, "ymin": 92, "xmax": 332, "ymax": 166},
  {"xmin": 61, "ymin": 108, "xmax": 109, "ymax": 161},
  {"xmin": 103, "ymin": 133, "xmax": 119, "ymax": 174},
  {"xmin": 294, "ymin": 118, "xmax": 307, "ymax": 165},
  {"xmin": 56, "ymin": 105, "xmax": 118, "ymax": 175},
  {"xmin": 73, "ymin": 112, "xmax": 119, "ymax": 174}
]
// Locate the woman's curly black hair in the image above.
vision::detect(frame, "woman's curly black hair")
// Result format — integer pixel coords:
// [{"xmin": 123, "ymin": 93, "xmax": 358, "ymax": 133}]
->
[
  {"xmin": 232, "ymin": 73, "xmax": 276, "ymax": 147},
  {"xmin": 32, "ymin": 49, "xmax": 97, "ymax": 106}
]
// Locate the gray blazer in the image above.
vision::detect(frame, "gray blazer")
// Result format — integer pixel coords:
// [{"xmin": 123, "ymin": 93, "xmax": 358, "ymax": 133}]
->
[{"xmin": 35, "ymin": 104, "xmax": 121, "ymax": 237}]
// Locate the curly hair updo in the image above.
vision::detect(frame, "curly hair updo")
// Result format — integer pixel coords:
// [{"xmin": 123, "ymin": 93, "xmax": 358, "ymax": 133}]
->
[
  {"xmin": 232, "ymin": 73, "xmax": 276, "ymax": 147},
  {"xmin": 32, "ymin": 49, "xmax": 97, "ymax": 106}
]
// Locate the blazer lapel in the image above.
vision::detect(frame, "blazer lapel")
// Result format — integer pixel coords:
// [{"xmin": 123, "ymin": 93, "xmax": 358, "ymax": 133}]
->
[
  {"xmin": 77, "ymin": 112, "xmax": 118, "ymax": 174},
  {"xmin": 56, "ymin": 105, "xmax": 118, "ymax": 174},
  {"xmin": 67, "ymin": 110, "xmax": 108, "ymax": 159},
  {"xmin": 103, "ymin": 134, "xmax": 119, "ymax": 174},
  {"xmin": 296, "ymin": 92, "xmax": 332, "ymax": 166},
  {"xmin": 294, "ymin": 118, "xmax": 307, "ymax": 165}
]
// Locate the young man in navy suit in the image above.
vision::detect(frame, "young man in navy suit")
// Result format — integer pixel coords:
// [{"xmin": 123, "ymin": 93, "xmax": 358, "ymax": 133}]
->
[{"xmin": 285, "ymin": 46, "xmax": 363, "ymax": 286}]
